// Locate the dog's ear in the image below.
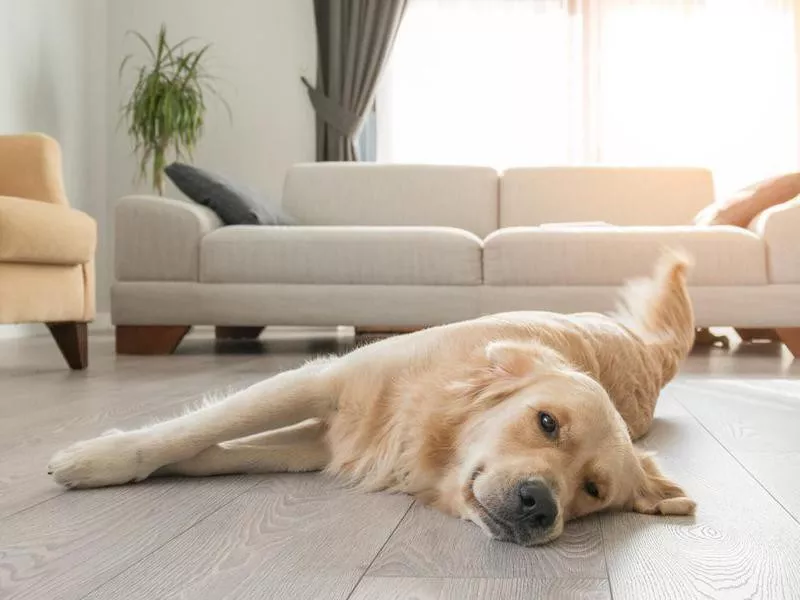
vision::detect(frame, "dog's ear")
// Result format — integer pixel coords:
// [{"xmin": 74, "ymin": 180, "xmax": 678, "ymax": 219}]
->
[
  {"xmin": 448, "ymin": 340, "xmax": 564, "ymax": 401},
  {"xmin": 628, "ymin": 451, "xmax": 696, "ymax": 516},
  {"xmin": 484, "ymin": 340, "xmax": 564, "ymax": 378}
]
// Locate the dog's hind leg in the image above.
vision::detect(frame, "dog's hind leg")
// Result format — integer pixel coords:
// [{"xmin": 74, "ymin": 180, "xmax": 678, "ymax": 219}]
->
[
  {"xmin": 48, "ymin": 359, "xmax": 339, "ymax": 489},
  {"xmin": 154, "ymin": 440, "xmax": 330, "ymax": 476},
  {"xmin": 229, "ymin": 418, "xmax": 326, "ymax": 447},
  {"xmin": 154, "ymin": 419, "xmax": 330, "ymax": 476}
]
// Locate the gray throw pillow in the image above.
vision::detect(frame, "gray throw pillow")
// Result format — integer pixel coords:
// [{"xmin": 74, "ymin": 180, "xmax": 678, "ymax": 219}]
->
[{"xmin": 164, "ymin": 162, "xmax": 294, "ymax": 226}]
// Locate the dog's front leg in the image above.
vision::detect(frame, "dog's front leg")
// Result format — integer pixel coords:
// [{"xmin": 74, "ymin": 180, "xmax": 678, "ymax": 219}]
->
[{"xmin": 48, "ymin": 359, "xmax": 338, "ymax": 488}]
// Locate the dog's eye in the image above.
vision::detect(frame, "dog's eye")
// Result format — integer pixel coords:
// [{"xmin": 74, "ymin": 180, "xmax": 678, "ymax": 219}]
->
[
  {"xmin": 538, "ymin": 411, "xmax": 558, "ymax": 435},
  {"xmin": 584, "ymin": 480, "xmax": 600, "ymax": 498}
]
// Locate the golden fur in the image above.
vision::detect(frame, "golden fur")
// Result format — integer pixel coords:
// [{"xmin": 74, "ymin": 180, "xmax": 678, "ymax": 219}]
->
[{"xmin": 49, "ymin": 252, "xmax": 696, "ymax": 546}]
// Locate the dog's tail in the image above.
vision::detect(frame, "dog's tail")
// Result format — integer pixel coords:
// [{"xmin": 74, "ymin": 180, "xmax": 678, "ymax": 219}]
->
[{"xmin": 612, "ymin": 249, "xmax": 696, "ymax": 371}]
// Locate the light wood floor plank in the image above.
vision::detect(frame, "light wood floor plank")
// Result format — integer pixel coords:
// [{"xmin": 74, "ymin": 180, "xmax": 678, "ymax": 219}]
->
[
  {"xmin": 0, "ymin": 477, "xmax": 259, "ymax": 600},
  {"xmin": 367, "ymin": 501, "xmax": 605, "ymax": 578},
  {"xmin": 81, "ymin": 474, "xmax": 413, "ymax": 600},
  {"xmin": 671, "ymin": 378, "xmax": 800, "ymax": 521},
  {"xmin": 348, "ymin": 577, "xmax": 611, "ymax": 600},
  {"xmin": 601, "ymin": 393, "xmax": 800, "ymax": 599}
]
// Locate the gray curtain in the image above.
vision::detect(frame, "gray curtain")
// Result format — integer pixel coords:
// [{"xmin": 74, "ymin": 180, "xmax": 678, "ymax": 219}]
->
[{"xmin": 302, "ymin": 0, "xmax": 408, "ymax": 161}]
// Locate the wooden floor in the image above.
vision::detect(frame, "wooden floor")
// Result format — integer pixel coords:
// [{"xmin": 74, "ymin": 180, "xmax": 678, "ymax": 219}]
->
[{"xmin": 1, "ymin": 329, "xmax": 800, "ymax": 600}]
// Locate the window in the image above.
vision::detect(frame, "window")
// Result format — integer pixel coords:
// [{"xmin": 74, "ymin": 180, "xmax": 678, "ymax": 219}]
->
[{"xmin": 377, "ymin": 0, "xmax": 799, "ymax": 194}]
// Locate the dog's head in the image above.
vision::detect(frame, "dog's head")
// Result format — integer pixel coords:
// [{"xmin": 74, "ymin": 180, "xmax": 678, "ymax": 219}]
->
[{"xmin": 453, "ymin": 340, "xmax": 695, "ymax": 546}]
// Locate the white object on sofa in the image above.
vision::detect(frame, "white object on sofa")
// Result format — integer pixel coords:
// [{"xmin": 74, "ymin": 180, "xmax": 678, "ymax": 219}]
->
[{"xmin": 112, "ymin": 164, "xmax": 800, "ymax": 337}]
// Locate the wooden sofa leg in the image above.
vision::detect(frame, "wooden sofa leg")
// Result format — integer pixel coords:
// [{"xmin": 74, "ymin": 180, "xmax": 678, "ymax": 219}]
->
[
  {"xmin": 116, "ymin": 325, "xmax": 191, "ymax": 355},
  {"xmin": 776, "ymin": 328, "xmax": 800, "ymax": 358},
  {"xmin": 215, "ymin": 326, "xmax": 265, "ymax": 340},
  {"xmin": 47, "ymin": 322, "xmax": 88, "ymax": 370}
]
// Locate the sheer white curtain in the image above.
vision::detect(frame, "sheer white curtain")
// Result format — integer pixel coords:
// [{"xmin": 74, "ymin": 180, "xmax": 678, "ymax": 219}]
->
[{"xmin": 377, "ymin": 0, "xmax": 799, "ymax": 194}]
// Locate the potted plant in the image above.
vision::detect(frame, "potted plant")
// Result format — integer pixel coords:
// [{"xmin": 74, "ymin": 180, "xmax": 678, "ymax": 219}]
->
[{"xmin": 119, "ymin": 24, "xmax": 229, "ymax": 195}]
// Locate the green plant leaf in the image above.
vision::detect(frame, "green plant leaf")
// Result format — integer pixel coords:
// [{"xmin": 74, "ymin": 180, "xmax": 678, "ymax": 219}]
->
[
  {"xmin": 118, "ymin": 25, "xmax": 228, "ymax": 194},
  {"xmin": 126, "ymin": 30, "xmax": 156, "ymax": 60},
  {"xmin": 118, "ymin": 54, "xmax": 135, "ymax": 80}
]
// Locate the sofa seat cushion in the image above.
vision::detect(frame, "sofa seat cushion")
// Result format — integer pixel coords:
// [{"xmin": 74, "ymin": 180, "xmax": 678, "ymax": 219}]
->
[
  {"xmin": 200, "ymin": 226, "xmax": 483, "ymax": 285},
  {"xmin": 0, "ymin": 195, "xmax": 96, "ymax": 265},
  {"xmin": 484, "ymin": 226, "xmax": 767, "ymax": 286}
]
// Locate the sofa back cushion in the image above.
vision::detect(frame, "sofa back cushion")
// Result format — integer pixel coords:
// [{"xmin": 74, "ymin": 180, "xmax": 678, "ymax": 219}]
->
[
  {"xmin": 283, "ymin": 164, "xmax": 499, "ymax": 237},
  {"xmin": 500, "ymin": 167, "xmax": 714, "ymax": 227}
]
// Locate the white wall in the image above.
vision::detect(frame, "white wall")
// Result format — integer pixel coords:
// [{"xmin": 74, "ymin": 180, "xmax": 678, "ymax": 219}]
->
[
  {"xmin": 0, "ymin": 0, "xmax": 107, "ymax": 338},
  {"xmin": 105, "ymin": 0, "xmax": 317, "ymax": 309},
  {"xmin": 0, "ymin": 0, "xmax": 316, "ymax": 333}
]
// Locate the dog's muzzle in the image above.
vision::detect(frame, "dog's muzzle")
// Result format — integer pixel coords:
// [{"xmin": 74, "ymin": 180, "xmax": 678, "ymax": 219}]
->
[
  {"xmin": 476, "ymin": 479, "xmax": 560, "ymax": 546},
  {"xmin": 515, "ymin": 480, "xmax": 558, "ymax": 530}
]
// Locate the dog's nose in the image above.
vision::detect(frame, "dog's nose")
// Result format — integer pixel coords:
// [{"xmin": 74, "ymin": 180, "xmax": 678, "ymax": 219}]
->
[{"xmin": 517, "ymin": 480, "xmax": 557, "ymax": 529}]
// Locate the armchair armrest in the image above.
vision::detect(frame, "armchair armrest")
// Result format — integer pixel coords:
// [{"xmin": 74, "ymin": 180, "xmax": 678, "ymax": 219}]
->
[
  {"xmin": 0, "ymin": 133, "xmax": 69, "ymax": 206},
  {"xmin": 116, "ymin": 195, "xmax": 223, "ymax": 282},
  {"xmin": 749, "ymin": 197, "xmax": 800, "ymax": 283},
  {"xmin": 0, "ymin": 196, "xmax": 96, "ymax": 264}
]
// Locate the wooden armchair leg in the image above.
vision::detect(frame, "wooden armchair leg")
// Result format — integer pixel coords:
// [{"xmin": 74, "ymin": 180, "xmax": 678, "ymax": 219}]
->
[
  {"xmin": 116, "ymin": 325, "xmax": 191, "ymax": 355},
  {"xmin": 46, "ymin": 322, "xmax": 88, "ymax": 370}
]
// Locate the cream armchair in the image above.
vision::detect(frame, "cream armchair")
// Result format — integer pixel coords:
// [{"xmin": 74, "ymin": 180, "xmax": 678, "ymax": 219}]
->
[{"xmin": 0, "ymin": 133, "xmax": 96, "ymax": 369}]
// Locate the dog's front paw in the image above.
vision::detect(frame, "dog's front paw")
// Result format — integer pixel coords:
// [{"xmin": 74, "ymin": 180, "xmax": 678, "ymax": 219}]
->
[{"xmin": 48, "ymin": 431, "xmax": 159, "ymax": 489}]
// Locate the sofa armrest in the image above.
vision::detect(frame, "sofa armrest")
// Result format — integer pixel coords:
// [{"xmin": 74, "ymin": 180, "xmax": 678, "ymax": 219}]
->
[
  {"xmin": 748, "ymin": 197, "xmax": 800, "ymax": 283},
  {"xmin": 116, "ymin": 195, "xmax": 222, "ymax": 282},
  {"xmin": 0, "ymin": 195, "xmax": 96, "ymax": 265}
]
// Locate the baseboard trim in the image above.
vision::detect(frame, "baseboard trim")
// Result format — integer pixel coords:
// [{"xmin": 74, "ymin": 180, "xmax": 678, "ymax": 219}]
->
[
  {"xmin": 0, "ymin": 324, "xmax": 40, "ymax": 339},
  {"xmin": 0, "ymin": 312, "xmax": 111, "ymax": 339},
  {"xmin": 89, "ymin": 312, "xmax": 112, "ymax": 332}
]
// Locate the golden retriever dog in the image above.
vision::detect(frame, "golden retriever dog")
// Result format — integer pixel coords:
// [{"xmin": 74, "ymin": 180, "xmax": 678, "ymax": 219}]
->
[{"xmin": 49, "ymin": 252, "xmax": 696, "ymax": 546}]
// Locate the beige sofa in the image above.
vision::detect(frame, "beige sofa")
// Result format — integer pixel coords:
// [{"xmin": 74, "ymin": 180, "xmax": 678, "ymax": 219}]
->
[{"xmin": 112, "ymin": 164, "xmax": 800, "ymax": 355}]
